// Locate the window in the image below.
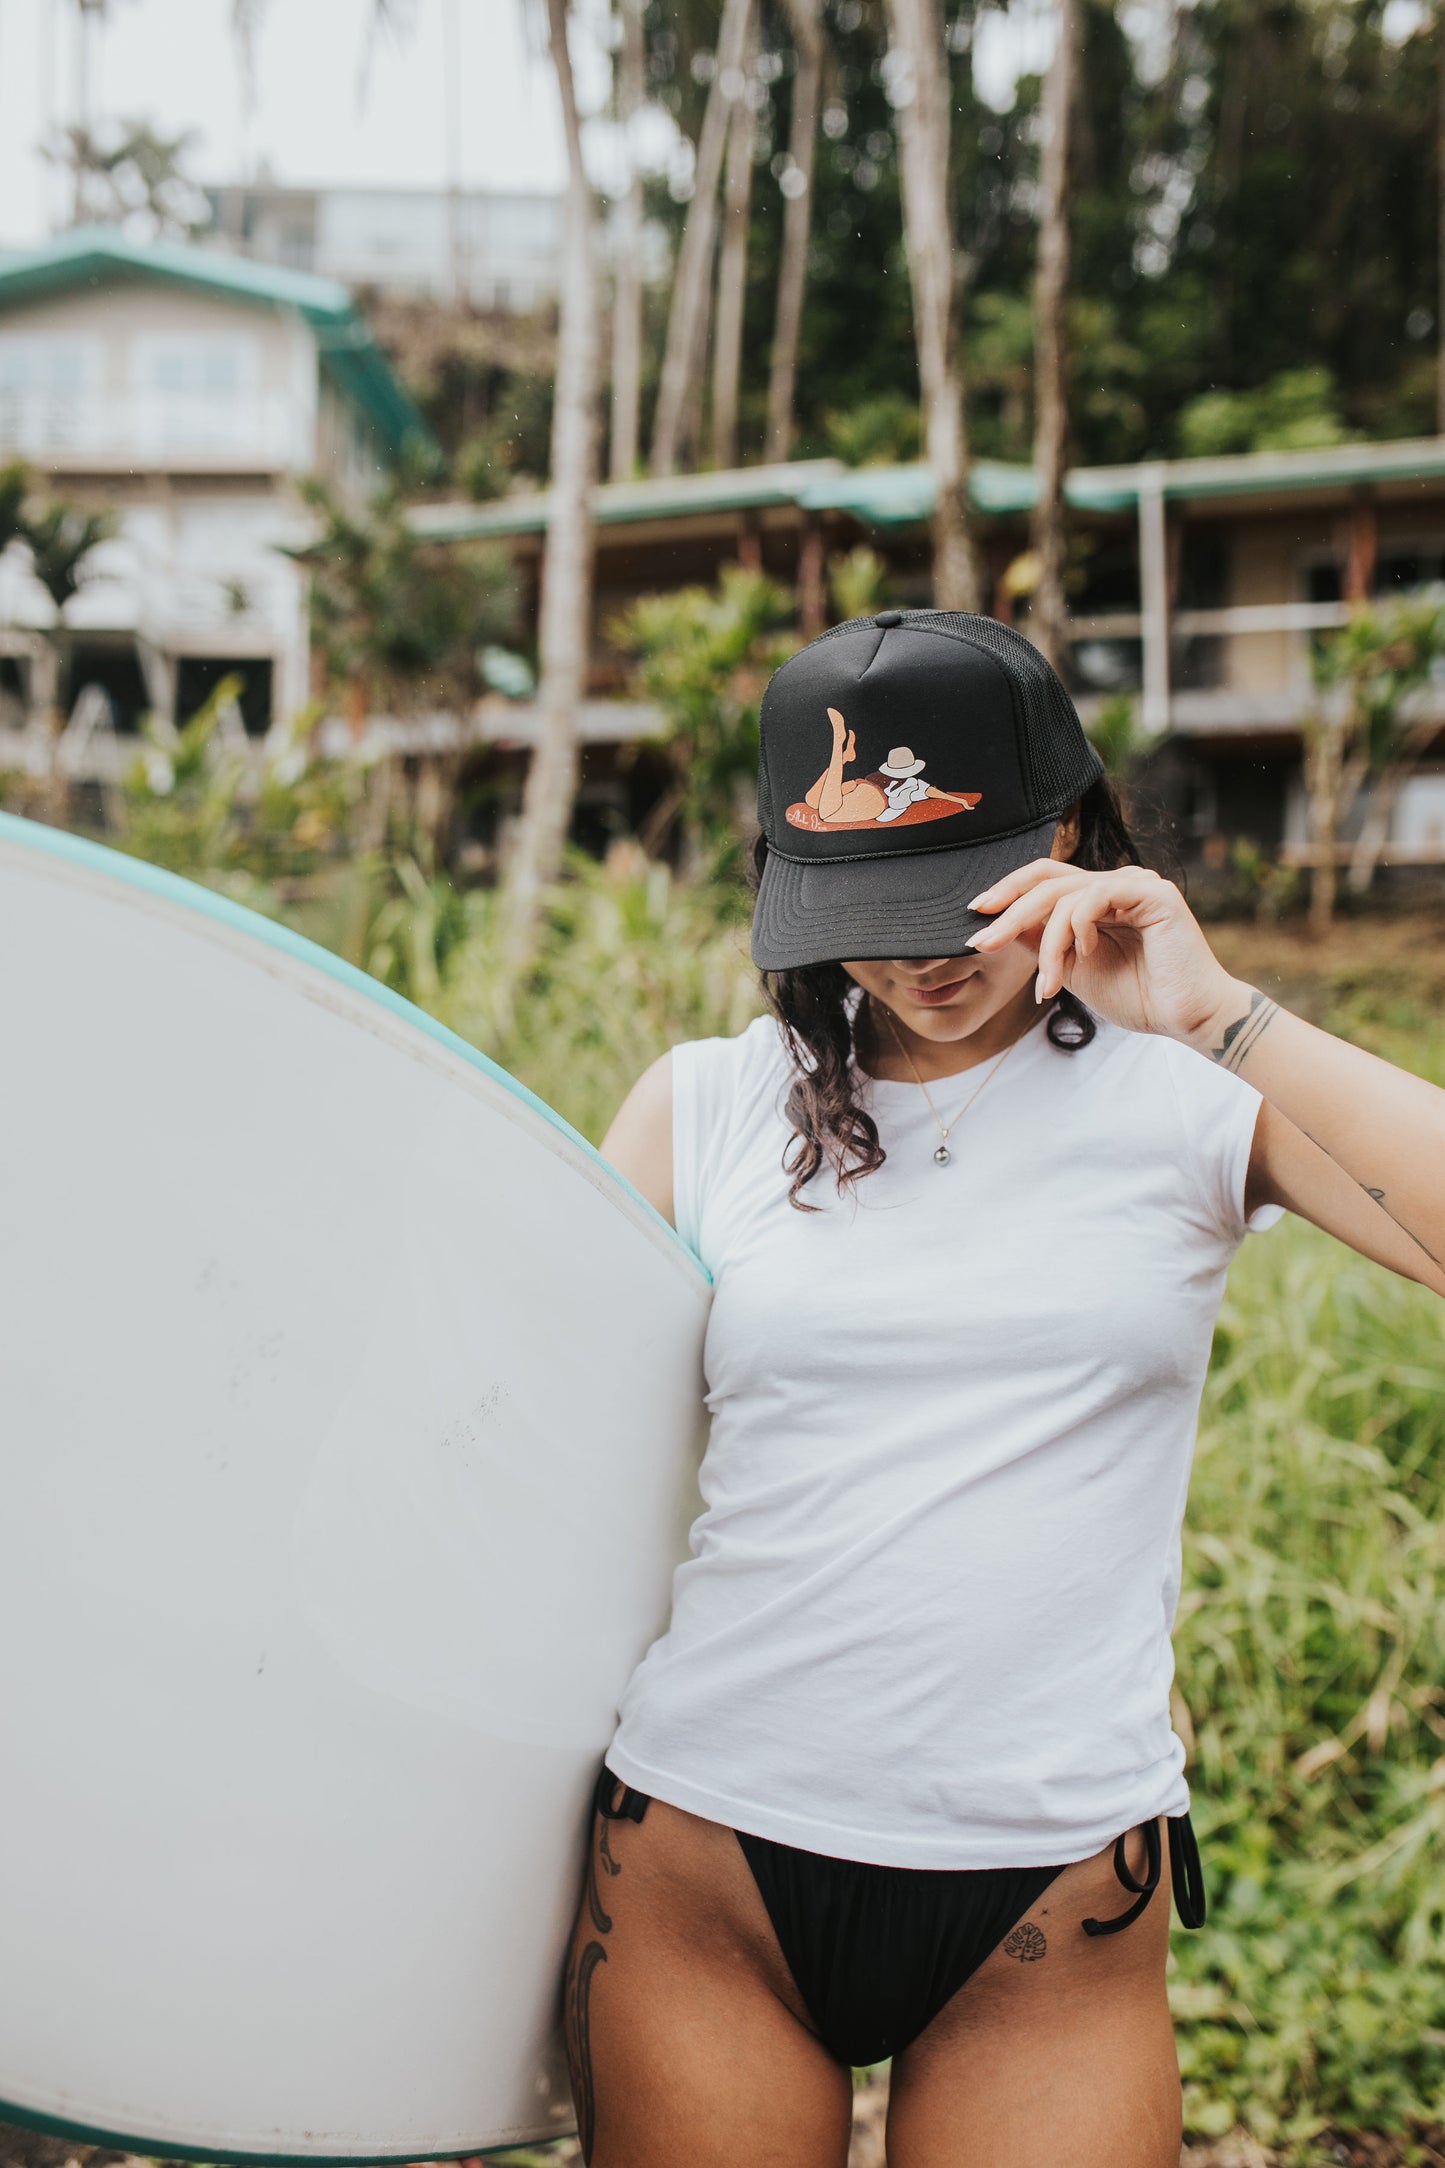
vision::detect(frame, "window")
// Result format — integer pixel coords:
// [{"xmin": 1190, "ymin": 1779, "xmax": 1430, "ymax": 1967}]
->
[
  {"xmin": 175, "ymin": 656, "xmax": 274, "ymax": 737},
  {"xmin": 0, "ymin": 337, "xmax": 104, "ymax": 452},
  {"xmin": 130, "ymin": 335, "xmax": 260, "ymax": 398}
]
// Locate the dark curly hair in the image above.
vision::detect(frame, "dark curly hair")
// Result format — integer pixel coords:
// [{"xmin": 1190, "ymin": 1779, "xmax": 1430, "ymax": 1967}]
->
[{"xmin": 751, "ymin": 772, "xmax": 1143, "ymax": 1209}]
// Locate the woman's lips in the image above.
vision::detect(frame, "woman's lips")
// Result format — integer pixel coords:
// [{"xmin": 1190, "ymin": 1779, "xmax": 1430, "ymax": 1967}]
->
[{"xmin": 906, "ymin": 972, "xmax": 977, "ymax": 1006}]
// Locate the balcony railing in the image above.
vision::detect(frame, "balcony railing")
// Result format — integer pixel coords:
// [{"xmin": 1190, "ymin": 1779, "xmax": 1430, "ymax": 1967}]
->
[
  {"xmin": 1063, "ymin": 598, "xmax": 1422, "ymax": 733},
  {"xmin": 0, "ymin": 389, "xmax": 311, "ymax": 470}
]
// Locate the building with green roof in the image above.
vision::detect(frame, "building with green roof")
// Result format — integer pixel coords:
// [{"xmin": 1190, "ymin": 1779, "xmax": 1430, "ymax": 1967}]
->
[
  {"xmin": 416, "ymin": 436, "xmax": 1445, "ymax": 878},
  {"xmin": 0, "ymin": 227, "xmax": 430, "ymax": 744}
]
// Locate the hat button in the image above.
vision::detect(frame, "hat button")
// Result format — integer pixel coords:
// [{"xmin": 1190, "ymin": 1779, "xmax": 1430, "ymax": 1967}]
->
[{"xmin": 874, "ymin": 610, "xmax": 903, "ymax": 628}]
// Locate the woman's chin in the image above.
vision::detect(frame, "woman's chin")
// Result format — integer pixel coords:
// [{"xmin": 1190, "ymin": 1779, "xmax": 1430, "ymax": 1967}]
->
[{"xmin": 895, "ymin": 972, "xmax": 1030, "ymax": 1038}]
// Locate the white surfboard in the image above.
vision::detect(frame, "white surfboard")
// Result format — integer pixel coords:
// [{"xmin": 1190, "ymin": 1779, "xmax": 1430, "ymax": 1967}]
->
[{"xmin": 0, "ymin": 811, "xmax": 710, "ymax": 2162}]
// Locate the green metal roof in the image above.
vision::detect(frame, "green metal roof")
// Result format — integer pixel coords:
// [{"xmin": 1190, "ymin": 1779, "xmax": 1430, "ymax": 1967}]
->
[
  {"xmin": 797, "ymin": 459, "xmax": 1139, "ymax": 520},
  {"xmin": 0, "ymin": 226, "xmax": 431, "ymax": 462},
  {"xmin": 410, "ymin": 459, "xmax": 848, "ymax": 543},
  {"xmin": 414, "ymin": 433, "xmax": 1445, "ymax": 545}
]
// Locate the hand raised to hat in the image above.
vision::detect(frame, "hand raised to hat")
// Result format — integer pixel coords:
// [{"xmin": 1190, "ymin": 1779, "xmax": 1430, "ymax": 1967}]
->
[
  {"xmin": 968, "ymin": 854, "xmax": 1445, "ymax": 1300},
  {"xmin": 966, "ymin": 860, "xmax": 1247, "ymax": 1051}
]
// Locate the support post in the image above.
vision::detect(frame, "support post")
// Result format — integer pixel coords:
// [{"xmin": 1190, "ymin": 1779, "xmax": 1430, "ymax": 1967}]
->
[
  {"xmin": 798, "ymin": 515, "xmax": 826, "ymax": 640},
  {"xmin": 1344, "ymin": 484, "xmax": 1378, "ymax": 602},
  {"xmin": 1137, "ymin": 465, "xmax": 1170, "ymax": 736}
]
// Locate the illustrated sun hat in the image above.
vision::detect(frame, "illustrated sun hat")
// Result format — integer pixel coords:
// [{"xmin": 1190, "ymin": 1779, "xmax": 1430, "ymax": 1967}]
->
[{"xmin": 752, "ymin": 608, "xmax": 1104, "ymax": 971}]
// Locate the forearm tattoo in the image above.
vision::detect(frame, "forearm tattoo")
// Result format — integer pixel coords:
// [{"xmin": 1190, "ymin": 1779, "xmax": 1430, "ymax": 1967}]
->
[
  {"xmin": 1208, "ymin": 987, "xmax": 1280, "ymax": 1072},
  {"xmin": 1362, "ymin": 1181, "xmax": 1442, "ymax": 1268}
]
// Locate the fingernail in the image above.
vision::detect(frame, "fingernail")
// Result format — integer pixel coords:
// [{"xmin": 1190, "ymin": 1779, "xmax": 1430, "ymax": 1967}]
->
[{"xmin": 969, "ymin": 890, "xmax": 994, "ymax": 908}]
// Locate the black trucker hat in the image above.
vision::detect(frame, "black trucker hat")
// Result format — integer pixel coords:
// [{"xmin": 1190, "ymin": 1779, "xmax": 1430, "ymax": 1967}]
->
[{"xmin": 752, "ymin": 608, "xmax": 1104, "ymax": 971}]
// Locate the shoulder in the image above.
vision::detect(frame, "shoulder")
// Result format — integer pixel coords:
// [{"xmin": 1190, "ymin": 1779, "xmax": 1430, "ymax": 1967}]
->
[
  {"xmin": 601, "ymin": 1051, "xmax": 676, "ymax": 1226},
  {"xmin": 602, "ymin": 1015, "xmax": 788, "ymax": 1236}
]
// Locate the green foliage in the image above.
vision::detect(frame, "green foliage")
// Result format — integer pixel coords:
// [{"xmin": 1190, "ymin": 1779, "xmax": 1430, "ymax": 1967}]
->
[
  {"xmin": 435, "ymin": 847, "xmax": 761, "ymax": 1141},
  {"xmin": 611, "ymin": 567, "xmax": 796, "ymax": 865},
  {"xmin": 966, "ymin": 290, "xmax": 1035, "ymax": 463},
  {"xmin": 44, "ymin": 118, "xmax": 209, "ymax": 237},
  {"xmin": 828, "ymin": 545, "xmax": 892, "ymax": 625},
  {"xmin": 1083, "ymin": 691, "xmax": 1144, "ymax": 780},
  {"xmin": 115, "ymin": 678, "xmax": 367, "ymax": 890},
  {"xmin": 456, "ymin": 414, "xmax": 530, "ymax": 502},
  {"xmin": 1225, "ymin": 836, "xmax": 1303, "ymax": 927},
  {"xmin": 822, "ymin": 392, "xmax": 921, "ymax": 468},
  {"xmin": 1174, "ymin": 1217, "xmax": 1445, "ymax": 2148},
  {"xmin": 1308, "ymin": 591, "xmax": 1445, "ymax": 761},
  {"xmin": 0, "ymin": 460, "xmax": 28, "ymax": 554},
  {"xmin": 293, "ymin": 474, "xmax": 516, "ymax": 716},
  {"xmin": 20, "ymin": 498, "xmax": 119, "ymax": 614},
  {"xmin": 1177, "ymin": 367, "xmax": 1353, "ymax": 460}
]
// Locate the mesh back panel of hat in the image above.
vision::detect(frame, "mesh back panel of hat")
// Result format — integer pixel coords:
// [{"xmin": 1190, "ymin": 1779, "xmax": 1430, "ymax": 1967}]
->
[{"xmin": 803, "ymin": 611, "xmax": 1102, "ymax": 816}]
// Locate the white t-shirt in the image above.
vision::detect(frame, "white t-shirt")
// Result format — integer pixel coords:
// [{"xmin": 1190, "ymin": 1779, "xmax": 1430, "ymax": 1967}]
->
[{"xmin": 607, "ymin": 1005, "xmax": 1283, "ymax": 1870}]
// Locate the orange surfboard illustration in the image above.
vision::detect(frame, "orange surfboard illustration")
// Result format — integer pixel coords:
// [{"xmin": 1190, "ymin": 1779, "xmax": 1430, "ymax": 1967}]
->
[{"xmin": 786, "ymin": 708, "xmax": 981, "ymax": 834}]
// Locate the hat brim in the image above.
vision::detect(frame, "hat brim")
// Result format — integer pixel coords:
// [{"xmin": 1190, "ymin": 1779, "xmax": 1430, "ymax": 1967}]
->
[{"xmin": 751, "ymin": 816, "xmax": 1060, "ymax": 970}]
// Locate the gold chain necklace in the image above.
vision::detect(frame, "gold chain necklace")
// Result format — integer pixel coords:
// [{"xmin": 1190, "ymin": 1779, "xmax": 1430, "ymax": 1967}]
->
[{"xmin": 875, "ymin": 1001, "xmax": 1027, "ymax": 1167}]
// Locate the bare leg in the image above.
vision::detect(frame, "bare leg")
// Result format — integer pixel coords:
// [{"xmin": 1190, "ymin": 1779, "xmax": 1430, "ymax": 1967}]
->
[
  {"xmin": 805, "ymin": 707, "xmax": 853, "ymax": 820},
  {"xmin": 885, "ymin": 1829, "xmax": 1181, "ymax": 2168},
  {"xmin": 562, "ymin": 1795, "xmax": 852, "ymax": 2168}
]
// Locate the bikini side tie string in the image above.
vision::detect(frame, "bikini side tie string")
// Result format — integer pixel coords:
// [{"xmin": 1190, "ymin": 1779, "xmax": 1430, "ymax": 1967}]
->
[{"xmin": 1081, "ymin": 1816, "xmax": 1162, "ymax": 1937}]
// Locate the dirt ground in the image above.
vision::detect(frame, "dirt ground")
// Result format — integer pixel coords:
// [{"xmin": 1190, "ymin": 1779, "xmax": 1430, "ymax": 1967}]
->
[{"xmin": 1204, "ymin": 909, "xmax": 1445, "ymax": 1018}]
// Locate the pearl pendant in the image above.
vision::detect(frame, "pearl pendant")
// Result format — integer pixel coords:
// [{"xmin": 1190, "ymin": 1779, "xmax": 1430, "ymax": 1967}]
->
[{"xmin": 933, "ymin": 1144, "xmax": 951, "ymax": 1167}]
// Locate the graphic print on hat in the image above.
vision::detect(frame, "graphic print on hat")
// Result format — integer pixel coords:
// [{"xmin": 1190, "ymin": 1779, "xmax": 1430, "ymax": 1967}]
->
[{"xmin": 786, "ymin": 705, "xmax": 983, "ymax": 835}]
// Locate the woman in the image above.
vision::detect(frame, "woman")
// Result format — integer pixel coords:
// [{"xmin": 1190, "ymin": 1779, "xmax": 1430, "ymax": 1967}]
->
[{"xmin": 564, "ymin": 610, "xmax": 1445, "ymax": 2168}]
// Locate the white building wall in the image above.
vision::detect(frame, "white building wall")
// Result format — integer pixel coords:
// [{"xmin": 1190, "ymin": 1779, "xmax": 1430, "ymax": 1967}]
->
[
  {"xmin": 0, "ymin": 282, "xmax": 331, "ymax": 731},
  {"xmin": 0, "ymin": 285, "xmax": 318, "ymax": 473},
  {"xmin": 311, "ymin": 188, "xmax": 563, "ymax": 309}
]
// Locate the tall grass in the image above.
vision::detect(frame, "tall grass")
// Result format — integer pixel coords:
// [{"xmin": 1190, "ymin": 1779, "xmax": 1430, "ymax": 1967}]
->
[
  {"xmin": 1177, "ymin": 1219, "xmax": 1445, "ymax": 2149},
  {"xmin": 433, "ymin": 848, "xmax": 763, "ymax": 1141}
]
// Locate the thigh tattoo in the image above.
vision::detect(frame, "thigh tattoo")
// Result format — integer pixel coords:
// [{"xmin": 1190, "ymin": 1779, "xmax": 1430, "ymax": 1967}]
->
[{"xmin": 564, "ymin": 1813, "xmax": 624, "ymax": 2162}]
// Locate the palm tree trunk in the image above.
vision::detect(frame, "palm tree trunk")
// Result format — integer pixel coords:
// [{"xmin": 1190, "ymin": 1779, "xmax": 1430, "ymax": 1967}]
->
[
  {"xmin": 679, "ymin": 238, "xmax": 716, "ymax": 469},
  {"xmin": 503, "ymin": 0, "xmax": 599, "ymax": 955},
  {"xmin": 609, "ymin": 0, "xmax": 646, "ymax": 479},
  {"xmin": 884, "ymin": 0, "xmax": 979, "ymax": 611},
  {"xmin": 1028, "ymin": 0, "xmax": 1077, "ymax": 675},
  {"xmin": 710, "ymin": 18, "xmax": 758, "ymax": 471},
  {"xmin": 649, "ymin": 0, "xmax": 754, "ymax": 476},
  {"xmin": 1303, "ymin": 717, "xmax": 1341, "ymax": 940},
  {"xmin": 764, "ymin": 0, "xmax": 822, "ymax": 462}
]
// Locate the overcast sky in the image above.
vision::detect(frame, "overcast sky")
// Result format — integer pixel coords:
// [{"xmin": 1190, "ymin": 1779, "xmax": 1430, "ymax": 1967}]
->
[
  {"xmin": 0, "ymin": 0, "xmax": 577, "ymax": 246},
  {"xmin": 0, "ymin": 0, "xmax": 1122, "ymax": 253}
]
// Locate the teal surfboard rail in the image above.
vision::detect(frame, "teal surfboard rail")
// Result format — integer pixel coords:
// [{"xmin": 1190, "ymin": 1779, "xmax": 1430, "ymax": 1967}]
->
[
  {"xmin": 0, "ymin": 810, "xmax": 710, "ymax": 1287},
  {"xmin": 0, "ymin": 2095, "xmax": 569, "ymax": 2166}
]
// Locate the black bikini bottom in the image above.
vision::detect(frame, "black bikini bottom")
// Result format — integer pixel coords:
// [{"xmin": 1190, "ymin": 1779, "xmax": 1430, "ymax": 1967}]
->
[{"xmin": 596, "ymin": 1768, "xmax": 1206, "ymax": 2069}]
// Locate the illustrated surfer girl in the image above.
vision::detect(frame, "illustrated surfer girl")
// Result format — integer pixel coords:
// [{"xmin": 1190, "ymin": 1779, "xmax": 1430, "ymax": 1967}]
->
[{"xmin": 787, "ymin": 704, "xmax": 982, "ymax": 834}]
